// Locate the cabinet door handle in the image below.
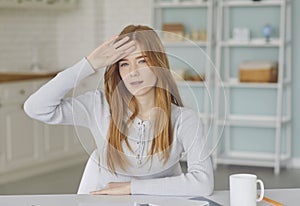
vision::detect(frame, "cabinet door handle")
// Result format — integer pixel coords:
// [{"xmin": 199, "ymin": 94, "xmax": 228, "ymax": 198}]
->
[{"xmin": 19, "ymin": 89, "xmax": 25, "ymax": 95}]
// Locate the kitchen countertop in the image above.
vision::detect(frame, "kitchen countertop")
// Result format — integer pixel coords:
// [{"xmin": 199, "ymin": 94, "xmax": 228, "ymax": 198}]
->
[{"xmin": 0, "ymin": 70, "xmax": 60, "ymax": 83}]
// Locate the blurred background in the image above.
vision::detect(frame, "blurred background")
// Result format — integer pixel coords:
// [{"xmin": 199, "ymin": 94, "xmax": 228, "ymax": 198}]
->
[{"xmin": 0, "ymin": 0, "xmax": 299, "ymax": 194}]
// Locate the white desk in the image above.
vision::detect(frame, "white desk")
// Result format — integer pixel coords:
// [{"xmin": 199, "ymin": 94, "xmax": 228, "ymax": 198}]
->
[
  {"xmin": 209, "ymin": 188, "xmax": 300, "ymax": 206},
  {"xmin": 0, "ymin": 188, "xmax": 299, "ymax": 206}
]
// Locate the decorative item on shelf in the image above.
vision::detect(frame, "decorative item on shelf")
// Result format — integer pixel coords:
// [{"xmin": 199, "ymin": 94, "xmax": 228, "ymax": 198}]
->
[
  {"xmin": 262, "ymin": 23, "xmax": 274, "ymax": 43},
  {"xmin": 162, "ymin": 23, "xmax": 185, "ymax": 41},
  {"xmin": 199, "ymin": 29, "xmax": 207, "ymax": 42},
  {"xmin": 191, "ymin": 29, "xmax": 200, "ymax": 41},
  {"xmin": 184, "ymin": 33, "xmax": 191, "ymax": 40},
  {"xmin": 46, "ymin": 0, "xmax": 56, "ymax": 4},
  {"xmin": 171, "ymin": 68, "xmax": 205, "ymax": 81},
  {"xmin": 233, "ymin": 27, "xmax": 250, "ymax": 42},
  {"xmin": 183, "ymin": 70, "xmax": 205, "ymax": 81},
  {"xmin": 239, "ymin": 60, "xmax": 278, "ymax": 83},
  {"xmin": 171, "ymin": 68, "xmax": 187, "ymax": 81}
]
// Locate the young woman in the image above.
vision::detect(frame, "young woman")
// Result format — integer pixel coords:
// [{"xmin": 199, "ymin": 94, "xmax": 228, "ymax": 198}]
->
[{"xmin": 24, "ymin": 25, "xmax": 214, "ymax": 196}]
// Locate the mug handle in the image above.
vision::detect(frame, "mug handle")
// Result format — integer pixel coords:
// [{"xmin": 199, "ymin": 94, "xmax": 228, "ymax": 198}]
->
[{"xmin": 256, "ymin": 179, "xmax": 265, "ymax": 202}]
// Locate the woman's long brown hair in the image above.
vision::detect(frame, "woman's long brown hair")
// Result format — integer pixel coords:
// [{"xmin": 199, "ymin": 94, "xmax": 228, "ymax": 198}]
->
[{"xmin": 104, "ymin": 25, "xmax": 183, "ymax": 173}]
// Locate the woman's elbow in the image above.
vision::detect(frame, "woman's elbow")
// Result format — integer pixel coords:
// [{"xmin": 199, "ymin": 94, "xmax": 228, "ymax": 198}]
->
[
  {"xmin": 202, "ymin": 183, "xmax": 214, "ymax": 196},
  {"xmin": 23, "ymin": 99, "xmax": 36, "ymax": 119},
  {"xmin": 193, "ymin": 181, "xmax": 214, "ymax": 196},
  {"xmin": 184, "ymin": 185, "xmax": 213, "ymax": 197},
  {"xmin": 190, "ymin": 173, "xmax": 214, "ymax": 196},
  {"xmin": 203, "ymin": 174, "xmax": 214, "ymax": 196},
  {"xmin": 23, "ymin": 98, "xmax": 51, "ymax": 123}
]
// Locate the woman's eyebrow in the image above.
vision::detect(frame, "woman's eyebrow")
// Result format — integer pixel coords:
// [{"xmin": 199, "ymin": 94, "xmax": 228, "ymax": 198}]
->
[
  {"xmin": 120, "ymin": 55, "xmax": 147, "ymax": 62},
  {"xmin": 135, "ymin": 55, "xmax": 147, "ymax": 59}
]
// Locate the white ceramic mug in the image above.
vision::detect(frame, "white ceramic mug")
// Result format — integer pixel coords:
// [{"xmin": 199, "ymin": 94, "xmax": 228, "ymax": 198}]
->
[{"xmin": 229, "ymin": 174, "xmax": 264, "ymax": 206}]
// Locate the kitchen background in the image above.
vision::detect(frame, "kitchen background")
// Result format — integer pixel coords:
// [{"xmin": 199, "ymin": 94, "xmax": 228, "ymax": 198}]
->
[{"xmin": 0, "ymin": 0, "xmax": 299, "ymax": 194}]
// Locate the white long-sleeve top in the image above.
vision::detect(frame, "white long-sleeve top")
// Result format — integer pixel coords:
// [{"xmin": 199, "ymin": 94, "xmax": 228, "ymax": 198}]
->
[{"xmin": 24, "ymin": 58, "xmax": 214, "ymax": 196}]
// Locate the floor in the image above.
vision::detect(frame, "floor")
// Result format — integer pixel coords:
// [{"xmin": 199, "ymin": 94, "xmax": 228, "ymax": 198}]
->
[{"xmin": 0, "ymin": 162, "xmax": 300, "ymax": 195}]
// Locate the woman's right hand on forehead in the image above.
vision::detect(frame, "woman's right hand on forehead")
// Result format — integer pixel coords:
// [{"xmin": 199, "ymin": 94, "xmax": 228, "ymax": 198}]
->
[{"xmin": 86, "ymin": 35, "xmax": 136, "ymax": 70}]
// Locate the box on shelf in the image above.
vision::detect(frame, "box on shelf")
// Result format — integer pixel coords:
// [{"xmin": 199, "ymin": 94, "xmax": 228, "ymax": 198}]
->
[
  {"xmin": 171, "ymin": 68, "xmax": 186, "ymax": 81},
  {"xmin": 233, "ymin": 27, "xmax": 250, "ymax": 42},
  {"xmin": 183, "ymin": 70, "xmax": 205, "ymax": 81},
  {"xmin": 239, "ymin": 60, "xmax": 278, "ymax": 83},
  {"xmin": 162, "ymin": 23, "xmax": 185, "ymax": 41},
  {"xmin": 171, "ymin": 68, "xmax": 205, "ymax": 81}
]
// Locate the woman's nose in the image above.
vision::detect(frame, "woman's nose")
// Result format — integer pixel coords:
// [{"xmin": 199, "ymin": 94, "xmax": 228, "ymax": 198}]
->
[{"xmin": 129, "ymin": 63, "xmax": 139, "ymax": 77}]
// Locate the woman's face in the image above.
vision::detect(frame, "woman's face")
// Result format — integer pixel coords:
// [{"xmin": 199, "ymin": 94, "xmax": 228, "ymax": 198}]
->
[{"xmin": 118, "ymin": 44, "xmax": 157, "ymax": 97}]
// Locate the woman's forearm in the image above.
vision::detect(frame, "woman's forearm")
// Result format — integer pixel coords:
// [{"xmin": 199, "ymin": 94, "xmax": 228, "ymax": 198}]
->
[
  {"xmin": 24, "ymin": 58, "xmax": 95, "ymax": 124},
  {"xmin": 130, "ymin": 160, "xmax": 214, "ymax": 196}
]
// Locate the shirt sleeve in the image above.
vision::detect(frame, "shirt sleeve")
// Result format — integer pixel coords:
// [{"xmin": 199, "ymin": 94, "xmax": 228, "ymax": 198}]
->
[
  {"xmin": 24, "ymin": 57, "xmax": 99, "ymax": 128},
  {"xmin": 131, "ymin": 109, "xmax": 214, "ymax": 196}
]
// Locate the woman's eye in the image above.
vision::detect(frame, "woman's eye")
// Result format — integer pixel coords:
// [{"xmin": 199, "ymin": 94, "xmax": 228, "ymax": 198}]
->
[
  {"xmin": 120, "ymin": 62, "xmax": 129, "ymax": 68},
  {"xmin": 139, "ymin": 59, "xmax": 146, "ymax": 64}
]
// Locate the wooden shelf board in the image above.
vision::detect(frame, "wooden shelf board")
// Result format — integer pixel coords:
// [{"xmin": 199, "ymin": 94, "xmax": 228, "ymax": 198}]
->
[{"xmin": 0, "ymin": 70, "xmax": 59, "ymax": 83}]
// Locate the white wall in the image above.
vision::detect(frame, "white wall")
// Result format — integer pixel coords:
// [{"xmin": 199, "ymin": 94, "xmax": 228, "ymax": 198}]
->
[
  {"xmin": 56, "ymin": 0, "xmax": 100, "ymax": 69},
  {"xmin": 0, "ymin": 9, "xmax": 58, "ymax": 70},
  {"xmin": 0, "ymin": 0, "xmax": 152, "ymax": 71},
  {"xmin": 101, "ymin": 0, "xmax": 152, "ymax": 40}
]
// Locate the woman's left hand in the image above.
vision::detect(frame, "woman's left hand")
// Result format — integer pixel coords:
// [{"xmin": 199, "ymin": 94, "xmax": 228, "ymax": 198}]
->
[{"xmin": 90, "ymin": 182, "xmax": 131, "ymax": 195}]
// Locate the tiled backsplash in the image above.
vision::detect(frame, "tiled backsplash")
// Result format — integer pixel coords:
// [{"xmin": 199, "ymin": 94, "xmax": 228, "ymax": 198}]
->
[
  {"xmin": 0, "ymin": 0, "xmax": 151, "ymax": 72},
  {"xmin": 0, "ymin": 9, "xmax": 58, "ymax": 70},
  {"xmin": 101, "ymin": 0, "xmax": 152, "ymax": 40},
  {"xmin": 0, "ymin": 0, "xmax": 79, "ymax": 9}
]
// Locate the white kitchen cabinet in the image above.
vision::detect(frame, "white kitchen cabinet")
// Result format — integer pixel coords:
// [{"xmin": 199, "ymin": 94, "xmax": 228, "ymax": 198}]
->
[
  {"xmin": 0, "ymin": 81, "xmax": 39, "ymax": 173},
  {"xmin": 1, "ymin": 104, "xmax": 39, "ymax": 172},
  {"xmin": 0, "ymin": 79, "xmax": 87, "ymax": 184},
  {"xmin": 42, "ymin": 124, "xmax": 68, "ymax": 159},
  {"xmin": 0, "ymin": 88, "xmax": 5, "ymax": 173}
]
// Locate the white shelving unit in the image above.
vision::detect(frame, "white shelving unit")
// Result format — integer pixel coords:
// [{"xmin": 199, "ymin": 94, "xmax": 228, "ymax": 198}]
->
[
  {"xmin": 152, "ymin": 0, "xmax": 215, "ymax": 137},
  {"xmin": 213, "ymin": 0, "xmax": 292, "ymax": 174}
]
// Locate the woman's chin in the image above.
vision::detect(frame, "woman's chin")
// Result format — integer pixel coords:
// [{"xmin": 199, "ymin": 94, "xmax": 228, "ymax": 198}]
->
[{"xmin": 130, "ymin": 87, "xmax": 153, "ymax": 97}]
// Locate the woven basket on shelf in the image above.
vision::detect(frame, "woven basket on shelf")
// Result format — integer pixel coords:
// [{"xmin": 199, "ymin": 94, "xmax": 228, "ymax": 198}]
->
[{"xmin": 239, "ymin": 61, "xmax": 278, "ymax": 83}]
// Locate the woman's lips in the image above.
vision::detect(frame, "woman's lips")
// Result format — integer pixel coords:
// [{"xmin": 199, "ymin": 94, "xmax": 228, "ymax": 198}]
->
[{"xmin": 130, "ymin": 80, "xmax": 144, "ymax": 86}]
